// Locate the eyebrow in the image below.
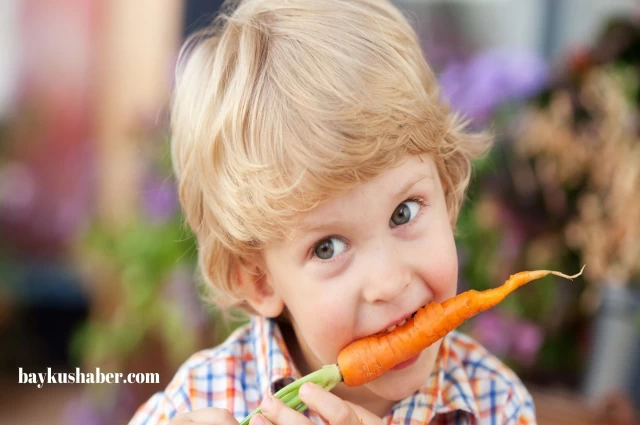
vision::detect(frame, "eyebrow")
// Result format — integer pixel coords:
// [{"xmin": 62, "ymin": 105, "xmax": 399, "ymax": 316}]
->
[
  {"xmin": 296, "ymin": 171, "xmax": 434, "ymax": 236},
  {"xmin": 394, "ymin": 171, "xmax": 434, "ymax": 200}
]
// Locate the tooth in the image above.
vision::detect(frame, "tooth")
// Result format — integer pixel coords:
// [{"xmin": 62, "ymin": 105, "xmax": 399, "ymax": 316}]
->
[
  {"xmin": 398, "ymin": 319, "xmax": 407, "ymax": 327},
  {"xmin": 386, "ymin": 325, "xmax": 397, "ymax": 333}
]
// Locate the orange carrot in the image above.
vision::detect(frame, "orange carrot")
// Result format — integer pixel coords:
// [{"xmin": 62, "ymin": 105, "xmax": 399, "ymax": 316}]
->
[
  {"xmin": 337, "ymin": 267, "xmax": 585, "ymax": 386},
  {"xmin": 241, "ymin": 267, "xmax": 583, "ymax": 424}
]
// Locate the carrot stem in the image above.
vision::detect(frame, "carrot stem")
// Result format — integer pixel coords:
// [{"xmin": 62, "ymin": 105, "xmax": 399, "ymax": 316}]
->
[{"xmin": 239, "ymin": 364, "xmax": 342, "ymax": 425}]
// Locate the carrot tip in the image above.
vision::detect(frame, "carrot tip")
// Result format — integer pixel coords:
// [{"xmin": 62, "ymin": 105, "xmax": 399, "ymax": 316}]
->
[{"xmin": 550, "ymin": 265, "xmax": 585, "ymax": 280}]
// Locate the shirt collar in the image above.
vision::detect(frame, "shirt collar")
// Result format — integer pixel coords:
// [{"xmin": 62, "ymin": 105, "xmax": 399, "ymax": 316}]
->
[
  {"xmin": 253, "ymin": 316, "xmax": 480, "ymax": 421},
  {"xmin": 433, "ymin": 334, "xmax": 481, "ymax": 419},
  {"xmin": 379, "ymin": 335, "xmax": 481, "ymax": 423},
  {"xmin": 252, "ymin": 316, "xmax": 302, "ymax": 395}
]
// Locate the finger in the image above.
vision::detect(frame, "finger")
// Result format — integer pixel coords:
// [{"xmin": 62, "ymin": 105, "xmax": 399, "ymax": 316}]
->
[
  {"xmin": 259, "ymin": 392, "xmax": 315, "ymax": 425},
  {"xmin": 298, "ymin": 383, "xmax": 360, "ymax": 425},
  {"xmin": 183, "ymin": 407, "xmax": 239, "ymax": 423},
  {"xmin": 249, "ymin": 413, "xmax": 272, "ymax": 425}
]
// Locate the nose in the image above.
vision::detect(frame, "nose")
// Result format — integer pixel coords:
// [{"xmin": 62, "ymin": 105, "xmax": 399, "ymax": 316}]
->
[{"xmin": 361, "ymin": 241, "xmax": 411, "ymax": 304}]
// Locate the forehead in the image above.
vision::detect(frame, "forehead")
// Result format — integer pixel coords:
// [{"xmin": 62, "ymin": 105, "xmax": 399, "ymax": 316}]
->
[{"xmin": 292, "ymin": 154, "xmax": 438, "ymax": 233}]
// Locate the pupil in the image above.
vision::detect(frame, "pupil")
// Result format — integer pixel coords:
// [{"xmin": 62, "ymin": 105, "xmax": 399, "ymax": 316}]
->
[
  {"xmin": 393, "ymin": 204, "xmax": 410, "ymax": 225},
  {"xmin": 315, "ymin": 240, "xmax": 334, "ymax": 259}
]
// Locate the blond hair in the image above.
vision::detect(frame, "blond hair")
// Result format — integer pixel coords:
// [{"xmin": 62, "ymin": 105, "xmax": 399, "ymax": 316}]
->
[{"xmin": 171, "ymin": 0, "xmax": 492, "ymax": 314}]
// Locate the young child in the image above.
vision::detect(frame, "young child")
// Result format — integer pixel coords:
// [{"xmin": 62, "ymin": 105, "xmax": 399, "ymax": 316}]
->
[{"xmin": 130, "ymin": 0, "xmax": 536, "ymax": 424}]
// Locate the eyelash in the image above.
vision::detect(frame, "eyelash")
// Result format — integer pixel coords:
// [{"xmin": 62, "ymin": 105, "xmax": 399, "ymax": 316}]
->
[{"xmin": 308, "ymin": 196, "xmax": 428, "ymax": 263}]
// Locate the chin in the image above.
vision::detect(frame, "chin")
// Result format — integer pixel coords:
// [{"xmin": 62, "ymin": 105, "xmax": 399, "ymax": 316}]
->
[
  {"xmin": 365, "ymin": 344, "xmax": 440, "ymax": 400},
  {"xmin": 368, "ymin": 379, "xmax": 426, "ymax": 401}
]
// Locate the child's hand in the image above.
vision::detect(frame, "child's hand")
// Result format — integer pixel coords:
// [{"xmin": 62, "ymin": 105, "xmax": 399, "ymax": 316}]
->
[
  {"xmin": 170, "ymin": 408, "xmax": 240, "ymax": 424},
  {"xmin": 251, "ymin": 382, "xmax": 384, "ymax": 425}
]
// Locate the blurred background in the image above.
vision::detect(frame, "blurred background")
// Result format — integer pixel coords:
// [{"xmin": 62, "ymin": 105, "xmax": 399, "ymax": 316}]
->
[{"xmin": 0, "ymin": 0, "xmax": 639, "ymax": 424}]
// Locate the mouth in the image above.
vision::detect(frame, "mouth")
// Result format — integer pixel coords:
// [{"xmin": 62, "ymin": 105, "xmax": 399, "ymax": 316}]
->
[
  {"xmin": 377, "ymin": 309, "xmax": 420, "ymax": 335},
  {"xmin": 390, "ymin": 353, "xmax": 421, "ymax": 371}
]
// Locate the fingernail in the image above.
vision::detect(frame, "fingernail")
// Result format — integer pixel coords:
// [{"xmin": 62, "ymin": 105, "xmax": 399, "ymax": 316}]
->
[
  {"xmin": 251, "ymin": 414, "xmax": 265, "ymax": 425},
  {"xmin": 299, "ymin": 383, "xmax": 312, "ymax": 396},
  {"xmin": 261, "ymin": 394, "xmax": 273, "ymax": 413}
]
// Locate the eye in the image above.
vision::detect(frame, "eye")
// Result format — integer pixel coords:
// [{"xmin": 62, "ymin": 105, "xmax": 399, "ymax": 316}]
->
[
  {"xmin": 390, "ymin": 198, "xmax": 423, "ymax": 227},
  {"xmin": 313, "ymin": 236, "xmax": 347, "ymax": 260}
]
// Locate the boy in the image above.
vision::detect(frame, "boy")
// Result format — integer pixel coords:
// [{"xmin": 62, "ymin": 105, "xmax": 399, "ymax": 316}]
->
[{"xmin": 130, "ymin": 0, "xmax": 536, "ymax": 424}]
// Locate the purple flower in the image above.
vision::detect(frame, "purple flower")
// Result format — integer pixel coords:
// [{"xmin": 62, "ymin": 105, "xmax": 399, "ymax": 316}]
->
[
  {"xmin": 63, "ymin": 396, "xmax": 109, "ymax": 425},
  {"xmin": 0, "ymin": 161, "xmax": 37, "ymax": 221},
  {"xmin": 63, "ymin": 386, "xmax": 137, "ymax": 425},
  {"xmin": 439, "ymin": 49, "xmax": 549, "ymax": 126},
  {"xmin": 52, "ymin": 146, "xmax": 94, "ymax": 239},
  {"xmin": 471, "ymin": 310, "xmax": 545, "ymax": 367},
  {"xmin": 510, "ymin": 320, "xmax": 544, "ymax": 367},
  {"xmin": 470, "ymin": 310, "xmax": 511, "ymax": 358},
  {"xmin": 142, "ymin": 174, "xmax": 179, "ymax": 223}
]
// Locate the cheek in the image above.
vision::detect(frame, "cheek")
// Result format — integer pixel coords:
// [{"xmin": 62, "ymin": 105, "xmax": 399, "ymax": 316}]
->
[
  {"xmin": 294, "ymin": 298, "xmax": 354, "ymax": 359},
  {"xmin": 421, "ymin": 223, "xmax": 458, "ymax": 301},
  {"xmin": 429, "ymin": 255, "xmax": 458, "ymax": 301}
]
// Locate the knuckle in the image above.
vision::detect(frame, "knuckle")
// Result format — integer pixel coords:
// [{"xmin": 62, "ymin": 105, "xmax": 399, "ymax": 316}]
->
[
  {"xmin": 333, "ymin": 404, "xmax": 352, "ymax": 424},
  {"xmin": 262, "ymin": 400, "xmax": 280, "ymax": 420},
  {"xmin": 217, "ymin": 409, "xmax": 236, "ymax": 421},
  {"xmin": 215, "ymin": 409, "xmax": 238, "ymax": 423}
]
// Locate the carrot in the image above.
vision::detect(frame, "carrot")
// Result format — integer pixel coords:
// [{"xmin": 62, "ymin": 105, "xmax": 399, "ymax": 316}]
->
[
  {"xmin": 338, "ymin": 267, "xmax": 584, "ymax": 386},
  {"xmin": 240, "ymin": 267, "xmax": 583, "ymax": 424}
]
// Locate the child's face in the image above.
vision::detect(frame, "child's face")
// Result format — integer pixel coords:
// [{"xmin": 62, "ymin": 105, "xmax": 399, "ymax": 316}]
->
[{"xmin": 261, "ymin": 154, "xmax": 458, "ymax": 405}]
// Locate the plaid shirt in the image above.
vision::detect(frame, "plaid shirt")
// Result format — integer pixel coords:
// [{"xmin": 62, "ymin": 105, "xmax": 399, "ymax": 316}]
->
[{"xmin": 129, "ymin": 316, "xmax": 536, "ymax": 424}]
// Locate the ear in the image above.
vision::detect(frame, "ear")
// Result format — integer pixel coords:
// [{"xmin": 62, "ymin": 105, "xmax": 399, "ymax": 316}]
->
[{"xmin": 236, "ymin": 257, "xmax": 284, "ymax": 318}]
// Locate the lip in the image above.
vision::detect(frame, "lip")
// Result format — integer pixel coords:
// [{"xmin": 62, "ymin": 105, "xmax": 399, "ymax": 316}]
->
[{"xmin": 390, "ymin": 353, "xmax": 420, "ymax": 371}]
